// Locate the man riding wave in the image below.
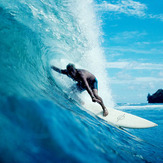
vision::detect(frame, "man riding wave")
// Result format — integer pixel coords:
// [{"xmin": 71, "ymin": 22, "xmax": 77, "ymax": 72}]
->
[{"xmin": 51, "ymin": 63, "xmax": 108, "ymax": 116}]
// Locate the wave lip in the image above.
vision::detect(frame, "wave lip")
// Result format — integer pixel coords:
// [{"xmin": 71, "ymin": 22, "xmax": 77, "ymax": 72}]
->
[{"xmin": 0, "ymin": 0, "xmax": 114, "ymax": 107}]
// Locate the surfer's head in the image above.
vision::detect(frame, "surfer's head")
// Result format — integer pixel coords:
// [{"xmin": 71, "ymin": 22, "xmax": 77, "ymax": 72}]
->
[{"xmin": 66, "ymin": 63, "xmax": 77, "ymax": 78}]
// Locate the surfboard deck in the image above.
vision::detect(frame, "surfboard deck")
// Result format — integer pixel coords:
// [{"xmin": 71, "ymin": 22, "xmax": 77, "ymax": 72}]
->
[{"xmin": 83, "ymin": 103, "xmax": 158, "ymax": 129}]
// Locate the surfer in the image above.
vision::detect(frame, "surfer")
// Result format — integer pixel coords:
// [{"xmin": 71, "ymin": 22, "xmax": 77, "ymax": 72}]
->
[{"xmin": 51, "ymin": 63, "xmax": 108, "ymax": 116}]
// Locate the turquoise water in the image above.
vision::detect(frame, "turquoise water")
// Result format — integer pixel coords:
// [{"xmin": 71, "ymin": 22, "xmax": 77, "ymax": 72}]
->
[{"xmin": 0, "ymin": 0, "xmax": 163, "ymax": 162}]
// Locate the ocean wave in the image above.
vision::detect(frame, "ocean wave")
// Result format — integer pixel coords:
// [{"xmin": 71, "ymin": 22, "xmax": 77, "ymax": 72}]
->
[
  {"xmin": 0, "ymin": 0, "xmax": 113, "ymax": 107},
  {"xmin": 1, "ymin": 0, "xmax": 162, "ymax": 162}
]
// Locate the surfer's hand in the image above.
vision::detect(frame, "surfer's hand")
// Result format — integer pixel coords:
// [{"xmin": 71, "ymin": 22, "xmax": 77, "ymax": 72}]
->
[
  {"xmin": 92, "ymin": 96, "xmax": 97, "ymax": 102},
  {"xmin": 92, "ymin": 97, "xmax": 101, "ymax": 103}
]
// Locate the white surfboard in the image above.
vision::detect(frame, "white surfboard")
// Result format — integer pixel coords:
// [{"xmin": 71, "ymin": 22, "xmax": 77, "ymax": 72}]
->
[{"xmin": 83, "ymin": 103, "xmax": 158, "ymax": 129}]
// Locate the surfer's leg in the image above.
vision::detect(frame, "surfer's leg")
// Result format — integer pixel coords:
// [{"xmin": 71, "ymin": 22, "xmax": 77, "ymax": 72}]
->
[{"xmin": 92, "ymin": 89, "xmax": 108, "ymax": 116}]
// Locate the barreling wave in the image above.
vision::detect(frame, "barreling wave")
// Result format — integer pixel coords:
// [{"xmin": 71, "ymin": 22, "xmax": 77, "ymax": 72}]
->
[{"xmin": 0, "ymin": 0, "xmax": 113, "ymax": 107}]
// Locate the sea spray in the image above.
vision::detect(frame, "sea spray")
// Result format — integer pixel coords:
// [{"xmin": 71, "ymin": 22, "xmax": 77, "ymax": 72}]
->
[{"xmin": 50, "ymin": 0, "xmax": 114, "ymax": 107}]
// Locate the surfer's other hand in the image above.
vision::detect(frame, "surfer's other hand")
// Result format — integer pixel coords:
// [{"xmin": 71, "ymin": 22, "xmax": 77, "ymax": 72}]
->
[
  {"xmin": 92, "ymin": 96, "xmax": 97, "ymax": 102},
  {"xmin": 92, "ymin": 97, "xmax": 101, "ymax": 103}
]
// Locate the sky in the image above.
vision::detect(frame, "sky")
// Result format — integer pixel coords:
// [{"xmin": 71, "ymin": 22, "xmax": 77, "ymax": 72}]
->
[{"xmin": 95, "ymin": 0, "xmax": 163, "ymax": 103}]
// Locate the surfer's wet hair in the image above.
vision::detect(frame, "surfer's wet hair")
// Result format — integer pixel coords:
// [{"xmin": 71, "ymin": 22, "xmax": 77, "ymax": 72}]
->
[{"xmin": 66, "ymin": 63, "xmax": 76, "ymax": 72}]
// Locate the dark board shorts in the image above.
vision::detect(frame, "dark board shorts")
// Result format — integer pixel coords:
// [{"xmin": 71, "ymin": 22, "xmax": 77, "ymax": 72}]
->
[{"xmin": 76, "ymin": 78, "xmax": 98, "ymax": 92}]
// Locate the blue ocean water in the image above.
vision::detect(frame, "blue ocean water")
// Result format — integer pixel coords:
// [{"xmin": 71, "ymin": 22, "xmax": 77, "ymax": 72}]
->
[{"xmin": 0, "ymin": 0, "xmax": 163, "ymax": 163}]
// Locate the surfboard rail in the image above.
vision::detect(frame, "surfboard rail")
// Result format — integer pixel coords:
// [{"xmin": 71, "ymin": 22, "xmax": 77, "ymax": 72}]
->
[{"xmin": 83, "ymin": 103, "xmax": 158, "ymax": 129}]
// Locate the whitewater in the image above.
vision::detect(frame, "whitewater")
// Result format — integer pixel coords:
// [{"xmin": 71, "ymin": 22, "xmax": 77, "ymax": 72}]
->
[{"xmin": 0, "ymin": 0, "xmax": 163, "ymax": 162}]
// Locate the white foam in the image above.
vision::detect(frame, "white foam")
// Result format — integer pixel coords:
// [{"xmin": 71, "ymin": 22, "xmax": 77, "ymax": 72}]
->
[
  {"xmin": 69, "ymin": 0, "xmax": 114, "ymax": 107},
  {"xmin": 117, "ymin": 104, "xmax": 163, "ymax": 110},
  {"xmin": 50, "ymin": 0, "xmax": 114, "ymax": 107}
]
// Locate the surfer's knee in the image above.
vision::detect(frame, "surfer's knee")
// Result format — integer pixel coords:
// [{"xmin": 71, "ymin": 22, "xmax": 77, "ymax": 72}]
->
[{"xmin": 94, "ymin": 93, "xmax": 102, "ymax": 102}]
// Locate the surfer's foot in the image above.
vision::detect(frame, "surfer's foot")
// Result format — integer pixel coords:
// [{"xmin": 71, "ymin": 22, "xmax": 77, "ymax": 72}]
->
[{"xmin": 103, "ymin": 108, "xmax": 108, "ymax": 117}]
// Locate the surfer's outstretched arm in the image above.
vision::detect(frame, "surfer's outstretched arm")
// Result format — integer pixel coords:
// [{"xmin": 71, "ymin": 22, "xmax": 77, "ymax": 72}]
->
[{"xmin": 51, "ymin": 66, "xmax": 67, "ymax": 75}]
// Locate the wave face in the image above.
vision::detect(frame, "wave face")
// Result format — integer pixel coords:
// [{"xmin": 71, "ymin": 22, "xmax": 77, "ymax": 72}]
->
[
  {"xmin": 0, "ymin": 0, "xmax": 162, "ymax": 163},
  {"xmin": 0, "ymin": 0, "xmax": 113, "ymax": 105}
]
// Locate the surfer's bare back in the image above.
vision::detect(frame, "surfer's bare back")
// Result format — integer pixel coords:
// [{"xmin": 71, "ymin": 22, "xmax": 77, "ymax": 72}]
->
[{"xmin": 51, "ymin": 63, "xmax": 108, "ymax": 117}]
